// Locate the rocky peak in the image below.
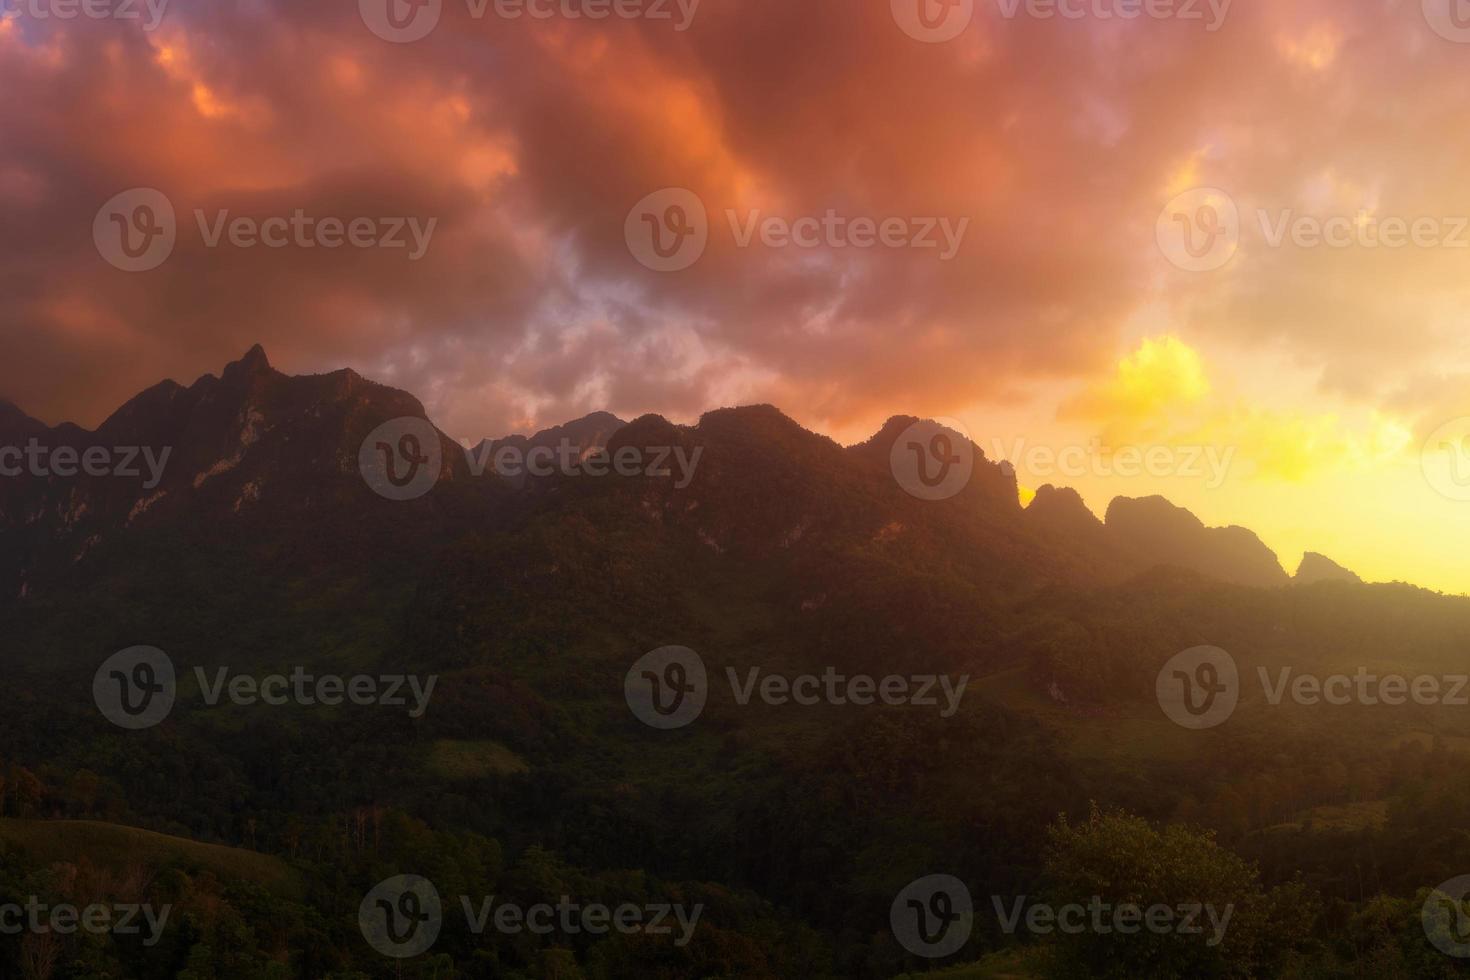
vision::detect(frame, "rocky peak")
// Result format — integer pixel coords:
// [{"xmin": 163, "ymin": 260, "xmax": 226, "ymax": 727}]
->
[
  {"xmin": 1105, "ymin": 495, "xmax": 1289, "ymax": 588},
  {"xmin": 1026, "ymin": 484, "xmax": 1102, "ymax": 532},
  {"xmin": 1295, "ymin": 552, "xmax": 1363, "ymax": 585}
]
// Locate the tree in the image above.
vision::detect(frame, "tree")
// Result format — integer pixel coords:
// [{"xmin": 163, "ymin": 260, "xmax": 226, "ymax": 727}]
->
[{"xmin": 1041, "ymin": 805, "xmax": 1316, "ymax": 979}]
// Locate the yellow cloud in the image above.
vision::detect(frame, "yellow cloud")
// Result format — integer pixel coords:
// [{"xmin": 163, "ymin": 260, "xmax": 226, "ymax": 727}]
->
[
  {"xmin": 1062, "ymin": 335, "xmax": 1209, "ymax": 422},
  {"xmin": 1064, "ymin": 336, "xmax": 1412, "ymax": 484}
]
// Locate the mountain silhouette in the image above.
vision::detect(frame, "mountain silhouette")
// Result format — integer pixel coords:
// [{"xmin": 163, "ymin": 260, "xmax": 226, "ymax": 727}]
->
[
  {"xmin": 1295, "ymin": 551, "xmax": 1363, "ymax": 584},
  {"xmin": 0, "ymin": 348, "xmax": 1379, "ymax": 605},
  {"xmin": 1104, "ymin": 495, "xmax": 1290, "ymax": 588}
]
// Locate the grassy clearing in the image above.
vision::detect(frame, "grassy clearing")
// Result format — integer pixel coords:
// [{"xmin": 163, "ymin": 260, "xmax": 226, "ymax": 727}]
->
[
  {"xmin": 426, "ymin": 739, "xmax": 530, "ymax": 780},
  {"xmin": 0, "ymin": 819, "xmax": 301, "ymax": 896}
]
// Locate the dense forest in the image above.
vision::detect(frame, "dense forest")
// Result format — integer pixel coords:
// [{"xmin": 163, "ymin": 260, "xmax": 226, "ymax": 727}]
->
[{"xmin": 2, "ymin": 357, "xmax": 1469, "ymax": 977}]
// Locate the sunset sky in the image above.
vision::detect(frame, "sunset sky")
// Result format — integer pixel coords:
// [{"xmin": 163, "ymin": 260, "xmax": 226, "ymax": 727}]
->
[{"xmin": 3, "ymin": 0, "xmax": 1470, "ymax": 592}]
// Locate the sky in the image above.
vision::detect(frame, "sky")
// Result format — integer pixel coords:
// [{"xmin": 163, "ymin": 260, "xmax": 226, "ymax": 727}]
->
[{"xmin": 3, "ymin": 0, "xmax": 1470, "ymax": 592}]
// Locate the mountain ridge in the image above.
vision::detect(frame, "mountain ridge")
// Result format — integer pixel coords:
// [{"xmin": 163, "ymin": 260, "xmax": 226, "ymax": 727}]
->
[{"xmin": 0, "ymin": 346, "xmax": 1387, "ymax": 601}]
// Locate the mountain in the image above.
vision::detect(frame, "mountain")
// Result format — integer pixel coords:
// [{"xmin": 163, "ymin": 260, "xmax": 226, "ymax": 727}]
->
[
  {"xmin": 1295, "ymin": 551, "xmax": 1363, "ymax": 584},
  {"xmin": 1103, "ymin": 494, "xmax": 1290, "ymax": 588},
  {"xmin": 1025, "ymin": 485, "xmax": 1101, "ymax": 537},
  {"xmin": 0, "ymin": 345, "xmax": 473, "ymax": 601},
  {"xmin": 470, "ymin": 410, "xmax": 627, "ymax": 462},
  {"xmin": 0, "ymin": 348, "xmax": 1367, "ymax": 610},
  {"xmin": 468, "ymin": 411, "xmax": 628, "ymax": 489},
  {"xmin": 7, "ymin": 349, "xmax": 1470, "ymax": 980}
]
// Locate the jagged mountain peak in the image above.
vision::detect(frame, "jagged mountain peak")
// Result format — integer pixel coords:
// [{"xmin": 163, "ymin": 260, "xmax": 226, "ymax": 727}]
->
[
  {"xmin": 0, "ymin": 351, "xmax": 1376, "ymax": 602},
  {"xmin": 696, "ymin": 404, "xmax": 840, "ymax": 450},
  {"xmin": 1105, "ymin": 494, "xmax": 1288, "ymax": 588},
  {"xmin": 1027, "ymin": 484, "xmax": 1103, "ymax": 530},
  {"xmin": 1105, "ymin": 494, "xmax": 1205, "ymax": 531},
  {"xmin": 1295, "ymin": 552, "xmax": 1363, "ymax": 585},
  {"xmin": 223, "ymin": 344, "xmax": 274, "ymax": 380},
  {"xmin": 858, "ymin": 415, "xmax": 982, "ymax": 456}
]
